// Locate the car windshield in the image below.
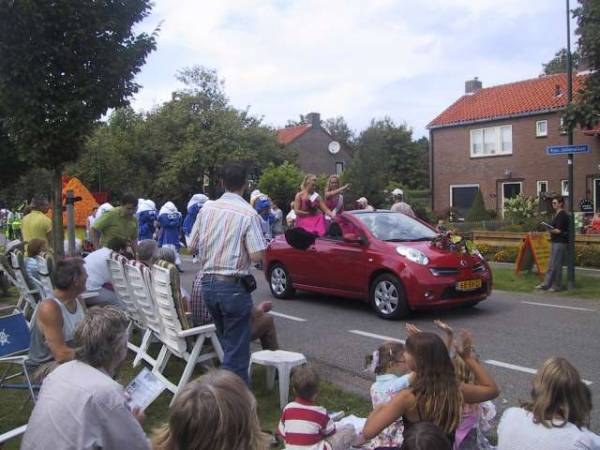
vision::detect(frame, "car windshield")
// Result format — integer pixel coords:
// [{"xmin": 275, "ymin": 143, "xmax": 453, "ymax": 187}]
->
[{"xmin": 353, "ymin": 212, "xmax": 437, "ymax": 242}]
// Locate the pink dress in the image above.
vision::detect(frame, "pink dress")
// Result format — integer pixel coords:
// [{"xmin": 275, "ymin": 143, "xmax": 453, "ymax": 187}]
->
[{"xmin": 295, "ymin": 195, "xmax": 327, "ymax": 237}]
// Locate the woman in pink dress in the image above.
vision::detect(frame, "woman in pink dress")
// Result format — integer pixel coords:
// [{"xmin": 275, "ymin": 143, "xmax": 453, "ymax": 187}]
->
[
  {"xmin": 294, "ymin": 174, "xmax": 336, "ymax": 236},
  {"xmin": 324, "ymin": 175, "xmax": 350, "ymax": 216}
]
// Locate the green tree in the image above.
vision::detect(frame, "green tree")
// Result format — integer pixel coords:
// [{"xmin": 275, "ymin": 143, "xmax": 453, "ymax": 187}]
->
[
  {"xmin": 465, "ymin": 190, "xmax": 491, "ymax": 222},
  {"xmin": 258, "ymin": 162, "xmax": 304, "ymax": 214},
  {"xmin": 564, "ymin": 0, "xmax": 600, "ymax": 130},
  {"xmin": 542, "ymin": 48, "xmax": 581, "ymax": 74},
  {"xmin": 323, "ymin": 116, "xmax": 355, "ymax": 147},
  {"xmin": 0, "ymin": 0, "xmax": 156, "ymax": 255}
]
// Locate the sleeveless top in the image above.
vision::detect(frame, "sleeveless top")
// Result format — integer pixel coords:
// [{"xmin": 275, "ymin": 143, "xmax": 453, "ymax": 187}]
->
[
  {"xmin": 28, "ymin": 296, "xmax": 85, "ymax": 367},
  {"xmin": 402, "ymin": 403, "xmax": 456, "ymax": 445}
]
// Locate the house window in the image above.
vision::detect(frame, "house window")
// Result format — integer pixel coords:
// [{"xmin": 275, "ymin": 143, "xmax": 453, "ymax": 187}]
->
[
  {"xmin": 561, "ymin": 180, "xmax": 569, "ymax": 196},
  {"xmin": 536, "ymin": 120, "xmax": 548, "ymax": 137},
  {"xmin": 470, "ymin": 125, "xmax": 512, "ymax": 157},
  {"xmin": 335, "ymin": 162, "xmax": 344, "ymax": 175},
  {"xmin": 559, "ymin": 117, "xmax": 567, "ymax": 135},
  {"xmin": 536, "ymin": 181, "xmax": 548, "ymax": 196},
  {"xmin": 449, "ymin": 184, "xmax": 480, "ymax": 218}
]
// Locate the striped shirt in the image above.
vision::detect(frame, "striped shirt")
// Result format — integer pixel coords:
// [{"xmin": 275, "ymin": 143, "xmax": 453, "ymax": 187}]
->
[
  {"xmin": 191, "ymin": 192, "xmax": 266, "ymax": 276},
  {"xmin": 278, "ymin": 398, "xmax": 336, "ymax": 450}
]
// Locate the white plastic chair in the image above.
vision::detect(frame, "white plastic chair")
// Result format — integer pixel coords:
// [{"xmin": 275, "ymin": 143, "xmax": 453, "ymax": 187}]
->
[
  {"xmin": 151, "ymin": 262, "xmax": 223, "ymax": 404},
  {"xmin": 249, "ymin": 350, "xmax": 307, "ymax": 409},
  {"xmin": 106, "ymin": 254, "xmax": 145, "ymax": 355},
  {"xmin": 33, "ymin": 253, "xmax": 54, "ymax": 298},
  {"xmin": 124, "ymin": 261, "xmax": 164, "ymax": 368}
]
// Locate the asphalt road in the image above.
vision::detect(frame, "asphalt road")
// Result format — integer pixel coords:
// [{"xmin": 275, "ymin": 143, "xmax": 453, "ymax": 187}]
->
[{"xmin": 179, "ymin": 257, "xmax": 600, "ymax": 432}]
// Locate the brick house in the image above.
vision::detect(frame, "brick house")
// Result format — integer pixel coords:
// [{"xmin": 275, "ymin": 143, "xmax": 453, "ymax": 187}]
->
[
  {"xmin": 277, "ymin": 112, "xmax": 353, "ymax": 176},
  {"xmin": 427, "ymin": 73, "xmax": 600, "ymax": 217}
]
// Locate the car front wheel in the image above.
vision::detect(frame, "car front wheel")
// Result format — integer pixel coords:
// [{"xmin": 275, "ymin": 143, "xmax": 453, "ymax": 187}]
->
[
  {"xmin": 268, "ymin": 263, "xmax": 295, "ymax": 299},
  {"xmin": 370, "ymin": 273, "xmax": 409, "ymax": 319}
]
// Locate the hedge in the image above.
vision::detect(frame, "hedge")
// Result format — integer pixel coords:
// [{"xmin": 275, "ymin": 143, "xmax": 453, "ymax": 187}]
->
[{"xmin": 475, "ymin": 242, "xmax": 600, "ymax": 268}]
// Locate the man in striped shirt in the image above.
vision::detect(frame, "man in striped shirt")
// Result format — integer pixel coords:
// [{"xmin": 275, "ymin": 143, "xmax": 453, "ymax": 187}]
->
[
  {"xmin": 191, "ymin": 162, "xmax": 266, "ymax": 384},
  {"xmin": 278, "ymin": 366, "xmax": 356, "ymax": 450}
]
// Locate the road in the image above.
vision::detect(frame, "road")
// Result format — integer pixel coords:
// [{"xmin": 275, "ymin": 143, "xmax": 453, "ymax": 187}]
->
[{"xmin": 179, "ymin": 257, "xmax": 600, "ymax": 432}]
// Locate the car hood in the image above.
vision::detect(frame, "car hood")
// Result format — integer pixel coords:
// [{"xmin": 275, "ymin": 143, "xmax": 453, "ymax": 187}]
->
[{"xmin": 383, "ymin": 241, "xmax": 483, "ymax": 266}]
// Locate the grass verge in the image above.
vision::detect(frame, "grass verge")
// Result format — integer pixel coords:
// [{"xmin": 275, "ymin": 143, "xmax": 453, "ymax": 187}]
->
[
  {"xmin": 0, "ymin": 289, "xmax": 370, "ymax": 449},
  {"xmin": 492, "ymin": 266, "xmax": 600, "ymax": 300}
]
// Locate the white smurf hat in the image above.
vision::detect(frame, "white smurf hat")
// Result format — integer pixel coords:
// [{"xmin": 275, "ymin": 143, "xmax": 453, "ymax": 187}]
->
[{"xmin": 392, "ymin": 188, "xmax": 403, "ymax": 196}]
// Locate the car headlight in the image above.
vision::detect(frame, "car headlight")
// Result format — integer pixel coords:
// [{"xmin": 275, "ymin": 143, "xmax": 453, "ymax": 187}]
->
[{"xmin": 396, "ymin": 246, "xmax": 429, "ymax": 265}]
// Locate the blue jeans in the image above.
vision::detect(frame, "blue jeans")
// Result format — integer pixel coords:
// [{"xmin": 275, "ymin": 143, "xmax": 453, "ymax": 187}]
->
[{"xmin": 201, "ymin": 278, "xmax": 253, "ymax": 385}]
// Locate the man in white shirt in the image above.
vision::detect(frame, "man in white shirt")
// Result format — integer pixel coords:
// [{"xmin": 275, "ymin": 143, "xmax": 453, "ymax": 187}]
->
[
  {"xmin": 390, "ymin": 188, "xmax": 416, "ymax": 218},
  {"xmin": 83, "ymin": 237, "xmax": 127, "ymax": 308},
  {"xmin": 21, "ymin": 307, "xmax": 150, "ymax": 450}
]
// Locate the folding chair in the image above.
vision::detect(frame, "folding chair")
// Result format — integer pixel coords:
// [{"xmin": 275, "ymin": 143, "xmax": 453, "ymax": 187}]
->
[
  {"xmin": 34, "ymin": 252, "xmax": 55, "ymax": 299},
  {"xmin": 8, "ymin": 252, "xmax": 40, "ymax": 320},
  {"xmin": 124, "ymin": 261, "xmax": 164, "ymax": 368},
  {"xmin": 0, "ymin": 311, "xmax": 38, "ymax": 403},
  {"xmin": 151, "ymin": 261, "xmax": 223, "ymax": 404},
  {"xmin": 106, "ymin": 253, "xmax": 145, "ymax": 355}
]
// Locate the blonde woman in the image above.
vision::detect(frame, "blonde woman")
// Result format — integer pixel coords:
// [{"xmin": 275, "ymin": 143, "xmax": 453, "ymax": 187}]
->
[
  {"xmin": 294, "ymin": 174, "xmax": 335, "ymax": 237},
  {"xmin": 497, "ymin": 357, "xmax": 600, "ymax": 450},
  {"xmin": 152, "ymin": 370, "xmax": 269, "ymax": 450},
  {"xmin": 324, "ymin": 175, "xmax": 350, "ymax": 216}
]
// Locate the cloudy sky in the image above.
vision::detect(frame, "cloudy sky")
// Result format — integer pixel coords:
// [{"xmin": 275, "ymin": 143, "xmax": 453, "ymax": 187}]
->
[{"xmin": 132, "ymin": 0, "xmax": 576, "ymax": 138}]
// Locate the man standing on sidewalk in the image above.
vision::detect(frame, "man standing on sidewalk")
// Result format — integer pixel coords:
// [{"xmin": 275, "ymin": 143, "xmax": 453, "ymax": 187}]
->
[
  {"xmin": 536, "ymin": 195, "xmax": 569, "ymax": 292},
  {"xmin": 192, "ymin": 162, "xmax": 266, "ymax": 384}
]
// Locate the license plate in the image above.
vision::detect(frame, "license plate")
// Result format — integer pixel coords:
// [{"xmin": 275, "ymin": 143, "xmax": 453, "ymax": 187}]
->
[{"xmin": 456, "ymin": 279, "xmax": 482, "ymax": 291}]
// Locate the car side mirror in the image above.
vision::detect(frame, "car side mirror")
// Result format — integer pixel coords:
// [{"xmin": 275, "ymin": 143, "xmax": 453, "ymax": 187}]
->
[{"xmin": 343, "ymin": 232, "xmax": 363, "ymax": 244}]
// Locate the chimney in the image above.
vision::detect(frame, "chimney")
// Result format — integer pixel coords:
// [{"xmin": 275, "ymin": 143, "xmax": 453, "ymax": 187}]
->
[
  {"xmin": 555, "ymin": 84, "xmax": 562, "ymax": 96},
  {"xmin": 305, "ymin": 112, "xmax": 321, "ymax": 128},
  {"xmin": 465, "ymin": 77, "xmax": 482, "ymax": 94}
]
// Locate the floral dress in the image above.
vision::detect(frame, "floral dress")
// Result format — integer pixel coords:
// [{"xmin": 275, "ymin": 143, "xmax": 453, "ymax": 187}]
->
[{"xmin": 364, "ymin": 373, "xmax": 411, "ymax": 449}]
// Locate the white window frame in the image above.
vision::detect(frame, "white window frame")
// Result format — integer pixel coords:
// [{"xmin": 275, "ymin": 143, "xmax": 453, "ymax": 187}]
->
[
  {"xmin": 561, "ymin": 180, "xmax": 569, "ymax": 196},
  {"xmin": 536, "ymin": 180, "xmax": 548, "ymax": 196},
  {"xmin": 536, "ymin": 120, "xmax": 548, "ymax": 137},
  {"xmin": 559, "ymin": 117, "xmax": 567, "ymax": 135},
  {"xmin": 470, "ymin": 125, "xmax": 512, "ymax": 158},
  {"xmin": 449, "ymin": 184, "xmax": 480, "ymax": 208},
  {"xmin": 335, "ymin": 161, "xmax": 344, "ymax": 175},
  {"xmin": 501, "ymin": 181, "xmax": 523, "ymax": 217}
]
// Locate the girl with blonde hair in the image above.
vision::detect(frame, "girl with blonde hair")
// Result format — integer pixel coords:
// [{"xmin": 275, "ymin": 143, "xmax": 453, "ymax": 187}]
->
[
  {"xmin": 497, "ymin": 357, "xmax": 599, "ymax": 450},
  {"xmin": 293, "ymin": 174, "xmax": 336, "ymax": 236},
  {"xmin": 152, "ymin": 370, "xmax": 268, "ymax": 450},
  {"xmin": 359, "ymin": 331, "xmax": 499, "ymax": 446},
  {"xmin": 324, "ymin": 175, "xmax": 350, "ymax": 216}
]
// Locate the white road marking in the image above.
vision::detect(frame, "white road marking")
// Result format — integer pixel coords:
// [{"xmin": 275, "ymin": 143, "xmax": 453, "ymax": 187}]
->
[
  {"xmin": 486, "ymin": 360, "xmax": 593, "ymax": 385},
  {"xmin": 521, "ymin": 301, "xmax": 596, "ymax": 312},
  {"xmin": 268, "ymin": 311, "xmax": 307, "ymax": 322},
  {"xmin": 348, "ymin": 329, "xmax": 405, "ymax": 343}
]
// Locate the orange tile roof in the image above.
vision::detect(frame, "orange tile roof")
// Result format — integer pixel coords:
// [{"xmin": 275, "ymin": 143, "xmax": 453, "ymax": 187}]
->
[
  {"xmin": 428, "ymin": 73, "xmax": 587, "ymax": 129},
  {"xmin": 277, "ymin": 124, "xmax": 311, "ymax": 145}
]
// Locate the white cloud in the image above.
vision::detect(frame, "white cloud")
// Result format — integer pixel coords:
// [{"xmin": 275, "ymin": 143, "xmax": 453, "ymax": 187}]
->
[{"xmin": 130, "ymin": 0, "xmax": 573, "ymax": 137}]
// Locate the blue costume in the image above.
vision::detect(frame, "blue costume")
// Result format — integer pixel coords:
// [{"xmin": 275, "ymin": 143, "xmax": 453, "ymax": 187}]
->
[
  {"xmin": 183, "ymin": 202, "xmax": 201, "ymax": 237},
  {"xmin": 254, "ymin": 197, "xmax": 275, "ymax": 240},
  {"xmin": 158, "ymin": 202, "xmax": 182, "ymax": 249},
  {"xmin": 136, "ymin": 199, "xmax": 157, "ymax": 242}
]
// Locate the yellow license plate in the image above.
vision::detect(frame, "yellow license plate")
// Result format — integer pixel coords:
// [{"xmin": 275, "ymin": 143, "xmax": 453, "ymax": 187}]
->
[{"xmin": 456, "ymin": 279, "xmax": 482, "ymax": 291}]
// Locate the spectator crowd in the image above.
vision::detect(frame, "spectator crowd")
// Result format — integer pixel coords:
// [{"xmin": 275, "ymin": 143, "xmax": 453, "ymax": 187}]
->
[{"xmin": 1, "ymin": 162, "xmax": 599, "ymax": 449}]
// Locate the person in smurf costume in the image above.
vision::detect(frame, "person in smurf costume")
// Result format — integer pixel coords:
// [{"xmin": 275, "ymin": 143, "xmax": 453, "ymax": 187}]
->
[
  {"xmin": 157, "ymin": 201, "xmax": 184, "ymax": 272},
  {"xmin": 136, "ymin": 199, "xmax": 157, "ymax": 242},
  {"xmin": 254, "ymin": 196, "xmax": 275, "ymax": 241},
  {"xmin": 183, "ymin": 194, "xmax": 209, "ymax": 264}
]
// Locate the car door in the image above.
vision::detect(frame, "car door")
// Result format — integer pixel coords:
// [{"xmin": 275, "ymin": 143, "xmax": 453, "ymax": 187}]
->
[
  {"xmin": 313, "ymin": 217, "xmax": 369, "ymax": 294},
  {"xmin": 281, "ymin": 244, "xmax": 321, "ymax": 287}
]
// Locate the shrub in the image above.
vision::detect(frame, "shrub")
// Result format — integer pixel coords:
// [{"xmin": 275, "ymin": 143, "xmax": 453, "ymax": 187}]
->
[
  {"xmin": 504, "ymin": 194, "xmax": 541, "ymax": 223},
  {"xmin": 465, "ymin": 190, "xmax": 491, "ymax": 222},
  {"xmin": 258, "ymin": 162, "xmax": 304, "ymax": 214},
  {"xmin": 575, "ymin": 245, "xmax": 600, "ymax": 267}
]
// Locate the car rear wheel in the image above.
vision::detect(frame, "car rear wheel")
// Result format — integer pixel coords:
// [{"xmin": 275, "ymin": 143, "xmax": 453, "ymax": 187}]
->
[
  {"xmin": 370, "ymin": 273, "xmax": 409, "ymax": 319},
  {"xmin": 269, "ymin": 263, "xmax": 295, "ymax": 299}
]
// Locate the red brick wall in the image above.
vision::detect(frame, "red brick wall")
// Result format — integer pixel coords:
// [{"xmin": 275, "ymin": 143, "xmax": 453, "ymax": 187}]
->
[{"xmin": 431, "ymin": 112, "xmax": 600, "ymax": 215}]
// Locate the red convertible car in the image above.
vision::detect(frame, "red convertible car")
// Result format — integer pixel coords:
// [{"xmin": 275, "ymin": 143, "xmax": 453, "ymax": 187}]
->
[{"xmin": 264, "ymin": 211, "xmax": 492, "ymax": 319}]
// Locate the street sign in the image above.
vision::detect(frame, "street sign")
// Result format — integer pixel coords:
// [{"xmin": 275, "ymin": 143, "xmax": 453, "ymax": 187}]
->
[{"xmin": 546, "ymin": 144, "xmax": 590, "ymax": 155}]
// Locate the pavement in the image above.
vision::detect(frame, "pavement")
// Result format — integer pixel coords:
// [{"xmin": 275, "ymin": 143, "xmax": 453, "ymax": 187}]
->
[{"xmin": 178, "ymin": 256, "xmax": 600, "ymax": 432}]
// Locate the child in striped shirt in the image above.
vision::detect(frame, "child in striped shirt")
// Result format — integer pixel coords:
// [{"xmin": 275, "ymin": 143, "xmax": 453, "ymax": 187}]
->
[{"xmin": 278, "ymin": 366, "xmax": 356, "ymax": 450}]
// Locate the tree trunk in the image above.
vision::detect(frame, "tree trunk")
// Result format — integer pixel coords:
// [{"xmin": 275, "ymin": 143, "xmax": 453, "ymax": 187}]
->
[{"xmin": 51, "ymin": 167, "xmax": 64, "ymax": 259}]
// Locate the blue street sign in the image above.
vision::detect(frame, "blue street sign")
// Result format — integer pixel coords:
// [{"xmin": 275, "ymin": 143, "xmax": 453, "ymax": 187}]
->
[{"xmin": 546, "ymin": 144, "xmax": 590, "ymax": 155}]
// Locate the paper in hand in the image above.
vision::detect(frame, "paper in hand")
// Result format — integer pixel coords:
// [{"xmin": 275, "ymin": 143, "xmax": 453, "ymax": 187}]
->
[
  {"xmin": 125, "ymin": 368, "xmax": 166, "ymax": 411},
  {"xmin": 540, "ymin": 221, "xmax": 553, "ymax": 230}
]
